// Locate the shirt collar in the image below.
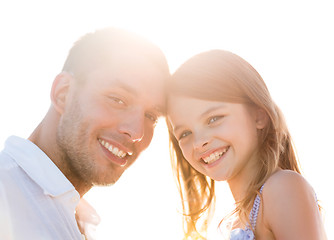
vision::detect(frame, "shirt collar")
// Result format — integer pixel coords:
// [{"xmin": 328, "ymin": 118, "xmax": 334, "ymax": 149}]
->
[{"xmin": 4, "ymin": 135, "xmax": 76, "ymax": 197}]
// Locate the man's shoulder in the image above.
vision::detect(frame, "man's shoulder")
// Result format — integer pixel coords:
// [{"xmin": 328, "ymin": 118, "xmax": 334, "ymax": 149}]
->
[
  {"xmin": 0, "ymin": 150, "xmax": 18, "ymax": 170},
  {"xmin": 0, "ymin": 136, "xmax": 28, "ymax": 168}
]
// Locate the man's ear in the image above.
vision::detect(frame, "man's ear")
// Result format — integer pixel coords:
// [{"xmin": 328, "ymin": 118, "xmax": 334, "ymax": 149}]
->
[
  {"xmin": 255, "ymin": 108, "xmax": 269, "ymax": 130},
  {"xmin": 50, "ymin": 72, "xmax": 72, "ymax": 114}
]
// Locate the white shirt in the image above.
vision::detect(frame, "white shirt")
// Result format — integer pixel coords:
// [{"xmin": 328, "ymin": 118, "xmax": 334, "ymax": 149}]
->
[{"xmin": 0, "ymin": 136, "xmax": 84, "ymax": 240}]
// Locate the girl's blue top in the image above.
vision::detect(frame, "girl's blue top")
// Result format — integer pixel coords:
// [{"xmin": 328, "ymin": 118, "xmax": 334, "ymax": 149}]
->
[{"xmin": 230, "ymin": 184, "xmax": 265, "ymax": 240}]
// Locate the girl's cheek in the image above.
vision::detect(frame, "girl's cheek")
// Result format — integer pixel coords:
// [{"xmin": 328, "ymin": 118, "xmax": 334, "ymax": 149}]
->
[{"xmin": 180, "ymin": 145, "xmax": 191, "ymax": 160}]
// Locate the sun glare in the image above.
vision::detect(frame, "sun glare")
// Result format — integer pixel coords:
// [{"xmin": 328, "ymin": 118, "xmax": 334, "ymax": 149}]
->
[{"xmin": 0, "ymin": 1, "xmax": 333, "ymax": 239}]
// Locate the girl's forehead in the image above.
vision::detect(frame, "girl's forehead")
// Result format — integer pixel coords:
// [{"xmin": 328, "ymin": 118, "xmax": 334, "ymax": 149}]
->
[
  {"xmin": 168, "ymin": 95, "xmax": 229, "ymax": 108},
  {"xmin": 167, "ymin": 95, "xmax": 232, "ymax": 121},
  {"xmin": 167, "ymin": 95, "xmax": 254, "ymax": 120}
]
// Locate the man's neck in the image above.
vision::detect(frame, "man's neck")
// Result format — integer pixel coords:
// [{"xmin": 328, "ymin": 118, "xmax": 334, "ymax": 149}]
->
[{"xmin": 29, "ymin": 107, "xmax": 93, "ymax": 197}]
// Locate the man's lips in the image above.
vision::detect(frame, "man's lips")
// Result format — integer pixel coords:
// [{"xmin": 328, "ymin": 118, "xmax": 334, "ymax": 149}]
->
[{"xmin": 98, "ymin": 138, "xmax": 133, "ymax": 166}]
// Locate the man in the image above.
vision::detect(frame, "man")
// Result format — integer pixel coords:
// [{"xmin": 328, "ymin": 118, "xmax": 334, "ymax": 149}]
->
[{"xmin": 0, "ymin": 27, "xmax": 170, "ymax": 239}]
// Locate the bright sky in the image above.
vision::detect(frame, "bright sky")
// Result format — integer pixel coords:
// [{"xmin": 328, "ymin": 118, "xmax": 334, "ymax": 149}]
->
[{"xmin": 0, "ymin": 0, "xmax": 333, "ymax": 239}]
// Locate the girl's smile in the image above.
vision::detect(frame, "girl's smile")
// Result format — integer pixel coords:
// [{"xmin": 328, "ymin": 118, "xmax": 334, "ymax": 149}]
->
[
  {"xmin": 200, "ymin": 146, "xmax": 229, "ymax": 165},
  {"xmin": 168, "ymin": 95, "xmax": 264, "ymax": 182}
]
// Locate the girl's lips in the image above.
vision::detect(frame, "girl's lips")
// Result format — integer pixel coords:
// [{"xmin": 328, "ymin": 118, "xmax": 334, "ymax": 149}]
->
[{"xmin": 200, "ymin": 146, "xmax": 230, "ymax": 166}]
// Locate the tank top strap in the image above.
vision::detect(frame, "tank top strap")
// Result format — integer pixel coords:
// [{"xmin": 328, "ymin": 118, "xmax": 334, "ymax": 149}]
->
[{"xmin": 248, "ymin": 184, "xmax": 265, "ymax": 230}]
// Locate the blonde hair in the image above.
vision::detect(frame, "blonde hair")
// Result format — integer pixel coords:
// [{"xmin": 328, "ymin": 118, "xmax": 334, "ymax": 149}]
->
[{"xmin": 167, "ymin": 50, "xmax": 301, "ymax": 238}]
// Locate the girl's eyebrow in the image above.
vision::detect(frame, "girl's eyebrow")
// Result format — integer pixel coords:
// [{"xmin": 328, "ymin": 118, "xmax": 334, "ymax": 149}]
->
[
  {"xmin": 200, "ymin": 104, "xmax": 228, "ymax": 118},
  {"xmin": 172, "ymin": 124, "xmax": 185, "ymax": 134},
  {"xmin": 172, "ymin": 104, "xmax": 228, "ymax": 133}
]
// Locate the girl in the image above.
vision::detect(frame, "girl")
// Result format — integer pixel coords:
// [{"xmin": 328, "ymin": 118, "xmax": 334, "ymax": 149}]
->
[{"xmin": 166, "ymin": 50, "xmax": 327, "ymax": 239}]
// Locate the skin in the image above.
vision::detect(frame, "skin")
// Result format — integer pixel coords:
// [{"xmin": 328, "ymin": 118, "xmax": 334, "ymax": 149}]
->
[
  {"xmin": 256, "ymin": 170, "xmax": 327, "ymax": 240},
  {"xmin": 29, "ymin": 50, "xmax": 166, "ymax": 196},
  {"xmin": 168, "ymin": 95, "xmax": 327, "ymax": 239},
  {"xmin": 168, "ymin": 96, "xmax": 264, "ymax": 188}
]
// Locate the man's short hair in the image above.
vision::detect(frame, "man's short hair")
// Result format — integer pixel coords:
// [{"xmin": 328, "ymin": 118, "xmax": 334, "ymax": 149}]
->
[{"xmin": 62, "ymin": 27, "xmax": 169, "ymax": 79}]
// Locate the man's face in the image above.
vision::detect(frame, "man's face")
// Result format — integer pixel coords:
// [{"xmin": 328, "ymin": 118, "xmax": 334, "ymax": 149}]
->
[{"xmin": 57, "ymin": 50, "xmax": 167, "ymax": 186}]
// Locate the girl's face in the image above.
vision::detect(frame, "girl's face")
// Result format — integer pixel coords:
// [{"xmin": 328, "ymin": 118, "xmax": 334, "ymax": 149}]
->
[{"xmin": 168, "ymin": 95, "xmax": 265, "ymax": 182}]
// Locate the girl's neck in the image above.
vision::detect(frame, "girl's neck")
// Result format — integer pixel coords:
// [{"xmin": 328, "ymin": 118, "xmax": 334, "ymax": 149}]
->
[
  {"xmin": 227, "ymin": 157, "xmax": 259, "ymax": 202},
  {"xmin": 228, "ymin": 175, "xmax": 252, "ymax": 202}
]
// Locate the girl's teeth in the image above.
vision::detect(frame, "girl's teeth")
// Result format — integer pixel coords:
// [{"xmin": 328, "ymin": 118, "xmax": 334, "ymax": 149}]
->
[
  {"xmin": 204, "ymin": 153, "xmax": 221, "ymax": 164},
  {"xmin": 203, "ymin": 148, "xmax": 228, "ymax": 164}
]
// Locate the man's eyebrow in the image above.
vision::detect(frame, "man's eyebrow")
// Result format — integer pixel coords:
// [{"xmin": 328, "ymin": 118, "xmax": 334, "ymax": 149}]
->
[
  {"xmin": 113, "ymin": 79, "xmax": 166, "ymax": 116},
  {"xmin": 113, "ymin": 79, "xmax": 138, "ymax": 96}
]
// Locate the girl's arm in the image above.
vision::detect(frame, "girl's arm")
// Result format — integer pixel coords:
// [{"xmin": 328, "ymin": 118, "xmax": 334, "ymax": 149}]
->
[{"xmin": 263, "ymin": 170, "xmax": 327, "ymax": 240}]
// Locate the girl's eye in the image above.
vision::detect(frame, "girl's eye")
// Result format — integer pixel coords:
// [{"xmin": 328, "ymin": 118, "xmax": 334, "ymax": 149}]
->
[
  {"xmin": 178, "ymin": 131, "xmax": 191, "ymax": 140},
  {"xmin": 145, "ymin": 113, "xmax": 158, "ymax": 125},
  {"xmin": 208, "ymin": 115, "xmax": 224, "ymax": 124}
]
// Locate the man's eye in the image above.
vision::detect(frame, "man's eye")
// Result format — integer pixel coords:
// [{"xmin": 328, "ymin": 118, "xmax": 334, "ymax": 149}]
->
[
  {"xmin": 109, "ymin": 96, "xmax": 125, "ymax": 105},
  {"xmin": 208, "ymin": 115, "xmax": 224, "ymax": 124},
  {"xmin": 145, "ymin": 113, "xmax": 158, "ymax": 124},
  {"xmin": 178, "ymin": 131, "xmax": 191, "ymax": 140}
]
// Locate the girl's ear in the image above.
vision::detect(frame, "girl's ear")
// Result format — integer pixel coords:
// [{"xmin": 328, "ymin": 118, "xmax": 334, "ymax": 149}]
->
[
  {"xmin": 255, "ymin": 108, "xmax": 269, "ymax": 129},
  {"xmin": 50, "ymin": 72, "xmax": 72, "ymax": 114}
]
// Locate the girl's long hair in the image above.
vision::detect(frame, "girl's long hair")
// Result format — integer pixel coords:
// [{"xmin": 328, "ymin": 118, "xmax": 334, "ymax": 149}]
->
[{"xmin": 167, "ymin": 50, "xmax": 301, "ymax": 239}]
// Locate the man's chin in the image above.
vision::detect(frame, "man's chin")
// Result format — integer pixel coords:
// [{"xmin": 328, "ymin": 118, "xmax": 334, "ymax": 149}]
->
[
  {"xmin": 92, "ymin": 153, "xmax": 139, "ymax": 186},
  {"xmin": 92, "ymin": 174, "xmax": 123, "ymax": 187},
  {"xmin": 94, "ymin": 182, "xmax": 115, "ymax": 187}
]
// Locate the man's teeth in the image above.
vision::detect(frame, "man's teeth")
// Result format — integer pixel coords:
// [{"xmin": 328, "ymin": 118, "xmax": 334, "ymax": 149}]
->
[
  {"xmin": 203, "ymin": 148, "xmax": 228, "ymax": 164},
  {"xmin": 99, "ymin": 139, "xmax": 127, "ymax": 158}
]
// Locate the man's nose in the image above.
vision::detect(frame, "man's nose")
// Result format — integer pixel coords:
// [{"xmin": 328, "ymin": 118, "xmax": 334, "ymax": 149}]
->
[{"xmin": 118, "ymin": 108, "xmax": 145, "ymax": 142}]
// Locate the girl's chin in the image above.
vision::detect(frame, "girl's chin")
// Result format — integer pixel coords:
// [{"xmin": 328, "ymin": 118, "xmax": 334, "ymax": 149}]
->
[{"xmin": 204, "ymin": 171, "xmax": 229, "ymax": 181}]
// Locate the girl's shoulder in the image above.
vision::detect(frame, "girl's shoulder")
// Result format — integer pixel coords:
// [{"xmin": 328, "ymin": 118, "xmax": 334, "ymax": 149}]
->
[
  {"xmin": 263, "ymin": 169, "xmax": 316, "ymax": 204},
  {"xmin": 260, "ymin": 170, "xmax": 320, "ymax": 238},
  {"xmin": 266, "ymin": 170, "xmax": 311, "ymax": 187}
]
